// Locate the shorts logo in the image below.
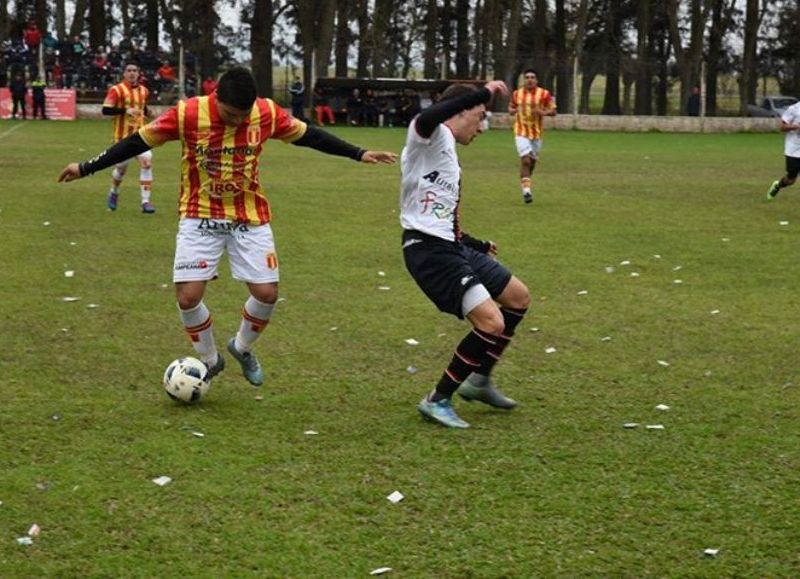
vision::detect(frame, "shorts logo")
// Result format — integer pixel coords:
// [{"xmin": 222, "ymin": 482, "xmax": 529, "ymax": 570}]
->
[
  {"xmin": 461, "ymin": 275, "xmax": 473, "ymax": 286},
  {"xmin": 175, "ymin": 260, "xmax": 209, "ymax": 271},
  {"xmin": 247, "ymin": 126, "xmax": 261, "ymax": 146},
  {"xmin": 266, "ymin": 252, "xmax": 278, "ymax": 270}
]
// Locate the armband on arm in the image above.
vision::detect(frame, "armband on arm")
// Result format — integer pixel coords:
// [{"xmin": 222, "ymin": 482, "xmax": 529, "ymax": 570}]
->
[{"xmin": 102, "ymin": 106, "xmax": 127, "ymax": 116}]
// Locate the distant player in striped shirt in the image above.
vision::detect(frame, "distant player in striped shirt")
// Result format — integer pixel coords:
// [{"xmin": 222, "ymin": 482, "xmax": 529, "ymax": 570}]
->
[
  {"xmin": 59, "ymin": 67, "xmax": 396, "ymax": 387},
  {"xmin": 103, "ymin": 61, "xmax": 156, "ymax": 213},
  {"xmin": 509, "ymin": 69, "xmax": 556, "ymax": 204}
]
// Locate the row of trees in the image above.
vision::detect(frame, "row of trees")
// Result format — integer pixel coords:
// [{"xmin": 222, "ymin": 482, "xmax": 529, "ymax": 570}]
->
[{"xmin": 3, "ymin": 0, "xmax": 799, "ymax": 116}]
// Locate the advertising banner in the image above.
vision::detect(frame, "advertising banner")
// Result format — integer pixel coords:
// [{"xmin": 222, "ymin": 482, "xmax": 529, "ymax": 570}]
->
[{"xmin": 0, "ymin": 87, "xmax": 76, "ymax": 120}]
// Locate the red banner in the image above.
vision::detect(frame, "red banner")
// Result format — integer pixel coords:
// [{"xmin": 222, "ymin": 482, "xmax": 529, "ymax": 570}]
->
[{"xmin": 0, "ymin": 87, "xmax": 76, "ymax": 120}]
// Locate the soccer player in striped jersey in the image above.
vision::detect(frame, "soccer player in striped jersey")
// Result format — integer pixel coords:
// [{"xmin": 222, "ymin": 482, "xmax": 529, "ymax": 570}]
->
[
  {"xmin": 59, "ymin": 67, "xmax": 396, "ymax": 387},
  {"xmin": 509, "ymin": 69, "xmax": 556, "ymax": 204},
  {"xmin": 401, "ymin": 81, "xmax": 532, "ymax": 428},
  {"xmin": 103, "ymin": 62, "xmax": 156, "ymax": 213}
]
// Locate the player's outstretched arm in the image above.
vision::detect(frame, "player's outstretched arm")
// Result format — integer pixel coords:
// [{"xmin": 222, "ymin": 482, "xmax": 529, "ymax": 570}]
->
[
  {"xmin": 416, "ymin": 80, "xmax": 509, "ymax": 138},
  {"xmin": 292, "ymin": 125, "xmax": 396, "ymax": 164},
  {"xmin": 57, "ymin": 132, "xmax": 153, "ymax": 182}
]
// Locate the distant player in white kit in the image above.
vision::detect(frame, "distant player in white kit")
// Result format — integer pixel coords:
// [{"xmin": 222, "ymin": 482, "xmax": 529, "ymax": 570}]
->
[
  {"xmin": 766, "ymin": 100, "xmax": 800, "ymax": 200},
  {"xmin": 400, "ymin": 80, "xmax": 532, "ymax": 429}
]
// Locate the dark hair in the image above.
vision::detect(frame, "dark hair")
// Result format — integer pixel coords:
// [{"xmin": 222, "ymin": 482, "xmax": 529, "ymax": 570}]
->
[
  {"xmin": 123, "ymin": 61, "xmax": 140, "ymax": 70},
  {"xmin": 217, "ymin": 67, "xmax": 258, "ymax": 109},
  {"xmin": 439, "ymin": 83, "xmax": 477, "ymax": 103},
  {"xmin": 523, "ymin": 68, "xmax": 538, "ymax": 77}
]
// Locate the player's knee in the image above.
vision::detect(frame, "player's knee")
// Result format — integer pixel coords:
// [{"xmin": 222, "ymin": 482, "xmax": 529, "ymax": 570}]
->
[
  {"xmin": 249, "ymin": 283, "xmax": 279, "ymax": 304},
  {"xmin": 500, "ymin": 278, "xmax": 531, "ymax": 310},
  {"xmin": 476, "ymin": 311, "xmax": 505, "ymax": 336},
  {"xmin": 175, "ymin": 285, "xmax": 205, "ymax": 310}
]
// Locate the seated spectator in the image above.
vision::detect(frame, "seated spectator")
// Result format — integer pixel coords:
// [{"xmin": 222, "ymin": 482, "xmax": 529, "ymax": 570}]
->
[
  {"xmin": 362, "ymin": 89, "xmax": 378, "ymax": 127},
  {"xmin": 70, "ymin": 35, "xmax": 86, "ymax": 64},
  {"xmin": 313, "ymin": 85, "xmax": 335, "ymax": 126},
  {"xmin": 92, "ymin": 49, "xmax": 109, "ymax": 89},
  {"xmin": 202, "ymin": 75, "xmax": 217, "ymax": 95},
  {"xmin": 376, "ymin": 94, "xmax": 391, "ymax": 127},
  {"xmin": 346, "ymin": 88, "xmax": 363, "ymax": 126}
]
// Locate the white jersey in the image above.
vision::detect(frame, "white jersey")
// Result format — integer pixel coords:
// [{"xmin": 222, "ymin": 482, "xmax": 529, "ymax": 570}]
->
[
  {"xmin": 782, "ymin": 102, "xmax": 800, "ymax": 158},
  {"xmin": 400, "ymin": 118, "xmax": 461, "ymax": 241}
]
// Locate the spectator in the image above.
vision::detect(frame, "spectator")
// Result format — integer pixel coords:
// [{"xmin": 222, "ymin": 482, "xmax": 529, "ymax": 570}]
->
[
  {"xmin": 10, "ymin": 72, "xmax": 27, "ymax": 119},
  {"xmin": 70, "ymin": 35, "xmax": 86, "ymax": 64},
  {"xmin": 51, "ymin": 61, "xmax": 62, "ymax": 88},
  {"xmin": 313, "ymin": 85, "xmax": 335, "ymax": 126},
  {"xmin": 362, "ymin": 89, "xmax": 378, "ymax": 127},
  {"xmin": 0, "ymin": 60, "xmax": 7, "ymax": 88},
  {"xmin": 92, "ymin": 49, "xmax": 109, "ymax": 89},
  {"xmin": 31, "ymin": 77, "xmax": 46, "ymax": 119},
  {"xmin": 43, "ymin": 31, "xmax": 57, "ymax": 54},
  {"xmin": 396, "ymin": 91, "xmax": 414, "ymax": 126},
  {"xmin": 289, "ymin": 76, "xmax": 306, "ymax": 121},
  {"xmin": 687, "ymin": 85, "xmax": 701, "ymax": 117},
  {"xmin": 201, "ymin": 75, "xmax": 217, "ymax": 95},
  {"xmin": 376, "ymin": 94, "xmax": 391, "ymax": 127},
  {"xmin": 23, "ymin": 22, "xmax": 42, "ymax": 54},
  {"xmin": 157, "ymin": 61, "xmax": 176, "ymax": 91},
  {"xmin": 346, "ymin": 88, "xmax": 363, "ymax": 126}
]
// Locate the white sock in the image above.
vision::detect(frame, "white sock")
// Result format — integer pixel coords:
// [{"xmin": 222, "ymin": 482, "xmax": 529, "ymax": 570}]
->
[
  {"xmin": 235, "ymin": 296, "xmax": 275, "ymax": 352},
  {"xmin": 178, "ymin": 301, "xmax": 217, "ymax": 364}
]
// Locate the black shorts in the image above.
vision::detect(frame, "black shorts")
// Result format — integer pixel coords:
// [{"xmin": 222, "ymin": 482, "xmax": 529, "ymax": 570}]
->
[
  {"xmin": 402, "ymin": 229, "xmax": 513, "ymax": 319},
  {"xmin": 786, "ymin": 155, "xmax": 800, "ymax": 180}
]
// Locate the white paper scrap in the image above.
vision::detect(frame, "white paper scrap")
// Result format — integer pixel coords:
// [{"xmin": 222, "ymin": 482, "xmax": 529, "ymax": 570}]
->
[
  {"xmin": 623, "ymin": 423, "xmax": 639, "ymax": 429},
  {"xmin": 605, "ymin": 266, "xmax": 615, "ymax": 274},
  {"xmin": 27, "ymin": 524, "xmax": 41, "ymax": 537},
  {"xmin": 577, "ymin": 290, "xmax": 588, "ymax": 296},
  {"xmin": 377, "ymin": 271, "xmax": 386, "ymax": 277},
  {"xmin": 152, "ymin": 476, "xmax": 172, "ymax": 486},
  {"xmin": 191, "ymin": 432, "xmax": 205, "ymax": 438},
  {"xmin": 64, "ymin": 270, "xmax": 75, "ymax": 277},
  {"xmin": 710, "ymin": 309, "xmax": 720, "ymax": 315},
  {"xmin": 405, "ymin": 338, "xmax": 419, "ymax": 346},
  {"xmin": 653, "ymin": 254, "xmax": 662, "ymax": 259},
  {"xmin": 160, "ymin": 284, "xmax": 168, "ymax": 289},
  {"xmin": 545, "ymin": 346, "xmax": 557, "ymax": 354},
  {"xmin": 646, "ymin": 424, "xmax": 665, "ymax": 430},
  {"xmin": 87, "ymin": 304, "xmax": 99, "ymax": 309},
  {"xmin": 779, "ymin": 221, "xmax": 789, "ymax": 226},
  {"xmin": 655, "ymin": 404, "xmax": 670, "ymax": 411},
  {"xmin": 62, "ymin": 296, "xmax": 81, "ymax": 302},
  {"xmin": 330, "ymin": 326, "xmax": 338, "ymax": 331},
  {"xmin": 69, "ymin": 242, "xmax": 77, "ymax": 246},
  {"xmin": 370, "ymin": 568, "xmax": 393, "ymax": 576},
  {"xmin": 704, "ymin": 548, "xmax": 719, "ymax": 557},
  {"xmin": 530, "ymin": 327, "xmax": 539, "ymax": 333},
  {"xmin": 657, "ymin": 360, "xmax": 670, "ymax": 367},
  {"xmin": 406, "ymin": 366, "xmax": 417, "ymax": 374},
  {"xmin": 43, "ymin": 221, "xmax": 51, "ymax": 226},
  {"xmin": 673, "ymin": 279, "xmax": 683, "ymax": 284},
  {"xmin": 378, "ymin": 286, "xmax": 391, "ymax": 290},
  {"xmin": 620, "ymin": 260, "xmax": 631, "ymax": 266},
  {"xmin": 16, "ymin": 536, "xmax": 33, "ymax": 545},
  {"xmin": 254, "ymin": 396, "xmax": 264, "ymax": 401},
  {"xmin": 277, "ymin": 297, "xmax": 286, "ymax": 302},
  {"xmin": 304, "ymin": 430, "xmax": 319, "ymax": 435},
  {"xmin": 630, "ymin": 272, "xmax": 640, "ymax": 277},
  {"xmin": 673, "ymin": 265, "xmax": 682, "ymax": 271},
  {"xmin": 721, "ymin": 237, "xmax": 730, "ymax": 242},
  {"xmin": 600, "ymin": 336, "xmax": 612, "ymax": 342},
  {"xmin": 387, "ymin": 491, "xmax": 404, "ymax": 503}
]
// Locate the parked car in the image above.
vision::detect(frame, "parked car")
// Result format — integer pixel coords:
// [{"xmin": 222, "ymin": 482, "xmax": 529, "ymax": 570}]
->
[{"xmin": 746, "ymin": 95, "xmax": 798, "ymax": 118}]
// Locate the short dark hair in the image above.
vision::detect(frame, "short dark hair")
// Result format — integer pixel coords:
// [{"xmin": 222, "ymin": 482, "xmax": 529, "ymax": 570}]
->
[
  {"xmin": 123, "ymin": 61, "xmax": 140, "ymax": 70},
  {"xmin": 523, "ymin": 68, "xmax": 538, "ymax": 77},
  {"xmin": 217, "ymin": 67, "xmax": 258, "ymax": 109},
  {"xmin": 439, "ymin": 83, "xmax": 477, "ymax": 103}
]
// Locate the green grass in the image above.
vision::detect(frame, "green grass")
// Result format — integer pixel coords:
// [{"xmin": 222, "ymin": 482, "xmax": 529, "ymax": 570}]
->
[{"xmin": 1, "ymin": 119, "xmax": 799, "ymax": 576}]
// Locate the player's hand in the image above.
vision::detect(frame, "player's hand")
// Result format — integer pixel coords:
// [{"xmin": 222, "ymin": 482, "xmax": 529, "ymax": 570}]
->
[
  {"xmin": 58, "ymin": 163, "xmax": 82, "ymax": 182},
  {"xmin": 487, "ymin": 241, "xmax": 498, "ymax": 257},
  {"xmin": 361, "ymin": 151, "xmax": 397, "ymax": 164},
  {"xmin": 485, "ymin": 80, "xmax": 509, "ymax": 97}
]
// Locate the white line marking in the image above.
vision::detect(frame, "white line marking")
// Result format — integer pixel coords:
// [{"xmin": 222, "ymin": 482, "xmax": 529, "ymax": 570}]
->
[{"xmin": 0, "ymin": 122, "xmax": 25, "ymax": 140}]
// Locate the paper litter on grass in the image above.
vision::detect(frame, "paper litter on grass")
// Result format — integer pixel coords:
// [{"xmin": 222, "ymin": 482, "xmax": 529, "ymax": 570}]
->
[
  {"xmin": 191, "ymin": 432, "xmax": 204, "ymax": 438},
  {"xmin": 64, "ymin": 270, "xmax": 75, "ymax": 277},
  {"xmin": 330, "ymin": 326, "xmax": 338, "ymax": 331},
  {"xmin": 529, "ymin": 327, "xmax": 539, "ymax": 333},
  {"xmin": 673, "ymin": 265, "xmax": 682, "ymax": 271},
  {"xmin": 254, "ymin": 396, "xmax": 264, "ymax": 401},
  {"xmin": 779, "ymin": 221, "xmax": 789, "ymax": 226},
  {"xmin": 27, "ymin": 524, "xmax": 41, "ymax": 537},
  {"xmin": 577, "ymin": 290, "xmax": 588, "ymax": 296},
  {"xmin": 370, "ymin": 568, "xmax": 393, "ymax": 575},
  {"xmin": 304, "ymin": 430, "xmax": 319, "ymax": 435},
  {"xmin": 387, "ymin": 491, "xmax": 404, "ymax": 503},
  {"xmin": 406, "ymin": 366, "xmax": 417, "ymax": 374},
  {"xmin": 655, "ymin": 404, "xmax": 670, "ymax": 411},
  {"xmin": 377, "ymin": 271, "xmax": 386, "ymax": 277},
  {"xmin": 721, "ymin": 237, "xmax": 730, "ymax": 242},
  {"xmin": 378, "ymin": 286, "xmax": 391, "ymax": 290},
  {"xmin": 657, "ymin": 360, "xmax": 670, "ymax": 367},
  {"xmin": 646, "ymin": 424, "xmax": 665, "ymax": 430},
  {"xmin": 619, "ymin": 260, "xmax": 631, "ymax": 266},
  {"xmin": 43, "ymin": 221, "xmax": 51, "ymax": 226},
  {"xmin": 630, "ymin": 272, "xmax": 640, "ymax": 277},
  {"xmin": 600, "ymin": 336, "xmax": 612, "ymax": 342},
  {"xmin": 605, "ymin": 266, "xmax": 615, "ymax": 273},
  {"xmin": 653, "ymin": 254, "xmax": 662, "ymax": 259},
  {"xmin": 62, "ymin": 296, "xmax": 81, "ymax": 302},
  {"xmin": 405, "ymin": 338, "xmax": 419, "ymax": 346},
  {"xmin": 623, "ymin": 423, "xmax": 639, "ymax": 429},
  {"xmin": 87, "ymin": 304, "xmax": 99, "ymax": 309},
  {"xmin": 545, "ymin": 346, "xmax": 557, "ymax": 354},
  {"xmin": 673, "ymin": 279, "xmax": 683, "ymax": 284},
  {"xmin": 152, "ymin": 476, "xmax": 172, "ymax": 486},
  {"xmin": 703, "ymin": 548, "xmax": 719, "ymax": 557},
  {"xmin": 16, "ymin": 536, "xmax": 33, "ymax": 545},
  {"xmin": 710, "ymin": 309, "xmax": 720, "ymax": 315}
]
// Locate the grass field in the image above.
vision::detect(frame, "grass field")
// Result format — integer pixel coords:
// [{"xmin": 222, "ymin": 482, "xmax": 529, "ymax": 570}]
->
[{"xmin": 1, "ymin": 119, "xmax": 799, "ymax": 576}]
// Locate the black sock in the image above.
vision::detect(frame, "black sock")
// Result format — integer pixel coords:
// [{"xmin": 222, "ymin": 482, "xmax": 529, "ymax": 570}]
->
[
  {"xmin": 431, "ymin": 329, "xmax": 497, "ymax": 400},
  {"xmin": 476, "ymin": 307, "xmax": 528, "ymax": 377}
]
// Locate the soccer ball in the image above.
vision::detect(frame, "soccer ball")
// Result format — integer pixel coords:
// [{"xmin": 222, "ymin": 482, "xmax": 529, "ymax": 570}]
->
[{"xmin": 163, "ymin": 357, "xmax": 210, "ymax": 403}]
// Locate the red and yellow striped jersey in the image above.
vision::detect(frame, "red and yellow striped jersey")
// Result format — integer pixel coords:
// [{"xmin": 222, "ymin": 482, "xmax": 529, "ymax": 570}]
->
[
  {"xmin": 139, "ymin": 93, "xmax": 307, "ymax": 225},
  {"xmin": 103, "ymin": 81, "xmax": 149, "ymax": 142},
  {"xmin": 511, "ymin": 87, "xmax": 555, "ymax": 139}
]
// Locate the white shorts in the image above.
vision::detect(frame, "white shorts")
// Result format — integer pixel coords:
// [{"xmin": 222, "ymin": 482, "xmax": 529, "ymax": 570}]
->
[
  {"xmin": 515, "ymin": 136, "xmax": 543, "ymax": 159},
  {"xmin": 173, "ymin": 218, "xmax": 280, "ymax": 284},
  {"xmin": 115, "ymin": 149, "xmax": 152, "ymax": 170}
]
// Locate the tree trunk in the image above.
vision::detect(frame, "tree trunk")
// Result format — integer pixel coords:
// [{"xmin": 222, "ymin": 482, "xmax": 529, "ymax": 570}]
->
[
  {"xmin": 34, "ymin": 0, "xmax": 46, "ymax": 33},
  {"xmin": 634, "ymin": 0, "xmax": 652, "ymax": 115},
  {"xmin": 88, "ymin": 0, "xmax": 105, "ymax": 48},
  {"xmin": 739, "ymin": 0, "xmax": 759, "ymax": 113},
  {"xmin": 69, "ymin": 0, "xmax": 88, "ymax": 39},
  {"xmin": 705, "ymin": 0, "xmax": 735, "ymax": 116},
  {"xmin": 55, "ymin": 0, "xmax": 66, "ymax": 39},
  {"xmin": 668, "ymin": 0, "xmax": 711, "ymax": 115},
  {"xmin": 531, "ymin": 0, "xmax": 548, "ymax": 79},
  {"xmin": 315, "ymin": 0, "xmax": 336, "ymax": 78},
  {"xmin": 196, "ymin": 0, "xmax": 216, "ymax": 80},
  {"xmin": 335, "ymin": 0, "xmax": 351, "ymax": 77},
  {"xmin": 119, "ymin": 0, "xmax": 131, "ymax": 39},
  {"xmin": 601, "ymin": 0, "xmax": 621, "ymax": 115},
  {"xmin": 251, "ymin": 0, "xmax": 273, "ymax": 97},
  {"xmin": 423, "ymin": 0, "xmax": 437, "ymax": 78},
  {"xmin": 157, "ymin": 0, "xmax": 179, "ymax": 55},
  {"xmin": 0, "ymin": 0, "xmax": 8, "ymax": 45},
  {"xmin": 371, "ymin": 0, "xmax": 392, "ymax": 76},
  {"xmin": 440, "ymin": 0, "xmax": 452, "ymax": 78},
  {"xmin": 145, "ymin": 0, "xmax": 158, "ymax": 52},
  {"xmin": 355, "ymin": 0, "xmax": 370, "ymax": 77},
  {"xmin": 455, "ymin": 0, "xmax": 470, "ymax": 77}
]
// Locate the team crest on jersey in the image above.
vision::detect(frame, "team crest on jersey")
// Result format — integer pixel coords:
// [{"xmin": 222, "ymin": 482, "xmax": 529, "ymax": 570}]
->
[
  {"xmin": 265, "ymin": 252, "xmax": 278, "ymax": 270},
  {"xmin": 247, "ymin": 126, "xmax": 261, "ymax": 146}
]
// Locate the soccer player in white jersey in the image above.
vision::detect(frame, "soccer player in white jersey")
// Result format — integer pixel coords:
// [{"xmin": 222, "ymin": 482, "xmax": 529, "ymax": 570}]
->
[
  {"xmin": 400, "ymin": 80, "xmax": 532, "ymax": 429},
  {"xmin": 766, "ymin": 101, "xmax": 800, "ymax": 200}
]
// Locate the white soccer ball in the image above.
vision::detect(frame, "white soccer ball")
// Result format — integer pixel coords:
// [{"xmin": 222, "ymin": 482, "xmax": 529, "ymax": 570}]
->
[{"xmin": 163, "ymin": 357, "xmax": 210, "ymax": 403}]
